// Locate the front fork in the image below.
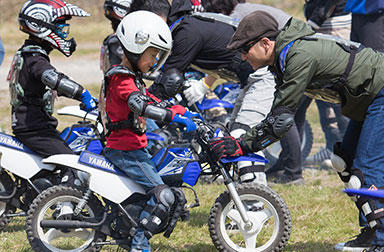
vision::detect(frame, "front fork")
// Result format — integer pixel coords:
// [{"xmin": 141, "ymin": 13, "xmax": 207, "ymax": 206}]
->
[{"xmin": 220, "ymin": 166, "xmax": 253, "ymax": 231}]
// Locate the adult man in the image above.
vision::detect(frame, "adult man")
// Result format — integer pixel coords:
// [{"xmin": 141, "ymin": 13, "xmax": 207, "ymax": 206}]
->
[{"xmin": 208, "ymin": 10, "xmax": 384, "ymax": 252}]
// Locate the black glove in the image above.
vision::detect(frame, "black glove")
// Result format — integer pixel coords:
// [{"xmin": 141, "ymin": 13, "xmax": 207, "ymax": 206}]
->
[{"xmin": 208, "ymin": 136, "xmax": 247, "ymax": 161}]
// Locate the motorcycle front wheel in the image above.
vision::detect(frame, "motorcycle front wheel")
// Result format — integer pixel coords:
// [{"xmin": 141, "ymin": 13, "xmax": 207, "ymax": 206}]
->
[
  {"xmin": 208, "ymin": 184, "xmax": 291, "ymax": 252},
  {"xmin": 26, "ymin": 185, "xmax": 106, "ymax": 252}
]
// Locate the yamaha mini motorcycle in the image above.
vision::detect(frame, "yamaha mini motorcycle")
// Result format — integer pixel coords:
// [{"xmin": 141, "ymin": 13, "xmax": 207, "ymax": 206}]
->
[
  {"xmin": 0, "ymin": 107, "xmax": 102, "ymax": 232},
  {"xmin": 25, "ymin": 119, "xmax": 291, "ymax": 252}
]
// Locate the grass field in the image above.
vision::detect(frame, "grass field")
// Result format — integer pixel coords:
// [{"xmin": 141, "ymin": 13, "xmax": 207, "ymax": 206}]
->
[{"xmin": 0, "ymin": 1, "xmax": 363, "ymax": 251}]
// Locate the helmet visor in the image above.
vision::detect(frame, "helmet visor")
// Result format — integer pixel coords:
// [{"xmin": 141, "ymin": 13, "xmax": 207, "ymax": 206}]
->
[
  {"xmin": 55, "ymin": 23, "xmax": 70, "ymax": 39},
  {"xmin": 149, "ymin": 49, "xmax": 170, "ymax": 73}
]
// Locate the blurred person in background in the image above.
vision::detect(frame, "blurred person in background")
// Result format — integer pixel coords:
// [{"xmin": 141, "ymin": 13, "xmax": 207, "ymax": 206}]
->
[
  {"xmin": 0, "ymin": 35, "xmax": 4, "ymax": 66},
  {"xmin": 202, "ymin": 0, "xmax": 305, "ymax": 185}
]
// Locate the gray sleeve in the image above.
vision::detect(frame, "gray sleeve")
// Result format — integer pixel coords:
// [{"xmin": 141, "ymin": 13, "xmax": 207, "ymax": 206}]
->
[
  {"xmin": 41, "ymin": 69, "xmax": 84, "ymax": 101},
  {"xmin": 230, "ymin": 3, "xmax": 291, "ymax": 29},
  {"xmin": 128, "ymin": 91, "xmax": 173, "ymax": 122}
]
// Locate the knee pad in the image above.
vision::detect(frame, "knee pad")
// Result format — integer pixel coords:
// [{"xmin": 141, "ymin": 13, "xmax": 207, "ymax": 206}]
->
[
  {"xmin": 331, "ymin": 142, "xmax": 364, "ymax": 201},
  {"xmin": 163, "ymin": 187, "xmax": 187, "ymax": 238},
  {"xmin": 238, "ymin": 164, "xmax": 266, "ymax": 185},
  {"xmin": 331, "ymin": 142, "xmax": 357, "ymax": 182},
  {"xmin": 140, "ymin": 185, "xmax": 175, "ymax": 239},
  {"xmin": 230, "ymin": 123, "xmax": 250, "ymax": 138},
  {"xmin": 356, "ymin": 197, "xmax": 384, "ymax": 229}
]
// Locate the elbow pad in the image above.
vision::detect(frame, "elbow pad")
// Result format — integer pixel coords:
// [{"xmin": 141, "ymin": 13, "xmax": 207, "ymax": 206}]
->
[
  {"xmin": 148, "ymin": 68, "xmax": 185, "ymax": 100},
  {"xmin": 128, "ymin": 92, "xmax": 173, "ymax": 122},
  {"xmin": 244, "ymin": 107, "xmax": 294, "ymax": 152},
  {"xmin": 41, "ymin": 69, "xmax": 83, "ymax": 100}
]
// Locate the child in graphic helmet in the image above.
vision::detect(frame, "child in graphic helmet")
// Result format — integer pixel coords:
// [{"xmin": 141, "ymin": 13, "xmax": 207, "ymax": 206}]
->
[
  {"xmin": 103, "ymin": 10, "xmax": 196, "ymax": 251},
  {"xmin": 7, "ymin": 0, "xmax": 97, "ymax": 183}
]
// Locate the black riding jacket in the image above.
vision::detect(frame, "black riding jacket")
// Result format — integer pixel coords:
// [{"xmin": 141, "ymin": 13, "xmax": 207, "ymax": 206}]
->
[
  {"xmin": 164, "ymin": 2, "xmax": 253, "ymax": 86},
  {"xmin": 12, "ymin": 40, "xmax": 84, "ymax": 133}
]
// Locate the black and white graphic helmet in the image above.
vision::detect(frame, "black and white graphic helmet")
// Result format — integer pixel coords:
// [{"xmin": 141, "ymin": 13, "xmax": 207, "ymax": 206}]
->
[
  {"xmin": 18, "ymin": 0, "xmax": 90, "ymax": 57},
  {"xmin": 104, "ymin": 0, "xmax": 133, "ymax": 22}
]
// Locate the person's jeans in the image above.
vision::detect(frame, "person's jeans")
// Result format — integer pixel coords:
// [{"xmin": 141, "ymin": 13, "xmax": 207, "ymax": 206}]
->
[
  {"xmin": 341, "ymin": 87, "xmax": 384, "ymax": 245},
  {"xmin": 146, "ymin": 118, "xmax": 159, "ymax": 151},
  {"xmin": 104, "ymin": 147, "xmax": 164, "ymax": 251}
]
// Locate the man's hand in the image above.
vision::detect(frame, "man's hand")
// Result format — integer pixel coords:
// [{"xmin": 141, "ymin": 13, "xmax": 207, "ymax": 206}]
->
[
  {"xmin": 183, "ymin": 79, "xmax": 210, "ymax": 106},
  {"xmin": 208, "ymin": 136, "xmax": 246, "ymax": 161}
]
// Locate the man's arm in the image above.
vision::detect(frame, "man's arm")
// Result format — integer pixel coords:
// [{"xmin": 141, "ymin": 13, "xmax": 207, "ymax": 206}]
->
[
  {"xmin": 163, "ymin": 24, "xmax": 204, "ymax": 72},
  {"xmin": 242, "ymin": 50, "xmax": 318, "ymax": 152}
]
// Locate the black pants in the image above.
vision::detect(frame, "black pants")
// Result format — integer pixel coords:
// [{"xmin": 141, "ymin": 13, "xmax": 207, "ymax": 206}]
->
[
  {"xmin": 15, "ymin": 128, "xmax": 77, "ymax": 185},
  {"xmin": 351, "ymin": 13, "xmax": 384, "ymax": 52},
  {"xmin": 14, "ymin": 128, "xmax": 74, "ymax": 158},
  {"xmin": 269, "ymin": 123, "xmax": 303, "ymax": 178}
]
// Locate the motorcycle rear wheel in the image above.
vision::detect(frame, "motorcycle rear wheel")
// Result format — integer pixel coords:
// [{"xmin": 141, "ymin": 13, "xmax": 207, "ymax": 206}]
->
[{"xmin": 26, "ymin": 185, "xmax": 106, "ymax": 252}]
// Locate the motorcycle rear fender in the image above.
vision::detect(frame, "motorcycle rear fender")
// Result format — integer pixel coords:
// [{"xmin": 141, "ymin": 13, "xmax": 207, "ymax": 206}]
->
[
  {"xmin": 42, "ymin": 154, "xmax": 146, "ymax": 203},
  {"xmin": 56, "ymin": 105, "xmax": 103, "ymax": 133},
  {"xmin": 0, "ymin": 140, "xmax": 55, "ymax": 179}
]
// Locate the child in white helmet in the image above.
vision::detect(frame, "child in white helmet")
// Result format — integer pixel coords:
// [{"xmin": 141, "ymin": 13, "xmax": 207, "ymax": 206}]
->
[{"xmin": 103, "ymin": 10, "xmax": 198, "ymax": 252}]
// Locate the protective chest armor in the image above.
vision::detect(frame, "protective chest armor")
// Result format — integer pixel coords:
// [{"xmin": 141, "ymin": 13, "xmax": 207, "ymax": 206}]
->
[
  {"xmin": 104, "ymin": 66, "xmax": 148, "ymax": 135},
  {"xmin": 279, "ymin": 33, "xmax": 363, "ymax": 104},
  {"xmin": 172, "ymin": 14, "xmax": 241, "ymax": 83},
  {"xmin": 100, "ymin": 34, "xmax": 124, "ymax": 74},
  {"xmin": 7, "ymin": 45, "xmax": 55, "ymax": 114}
]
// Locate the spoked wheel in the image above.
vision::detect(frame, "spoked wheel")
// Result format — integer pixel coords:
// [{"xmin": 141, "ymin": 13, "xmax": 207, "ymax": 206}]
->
[
  {"xmin": 209, "ymin": 184, "xmax": 291, "ymax": 252},
  {"xmin": 0, "ymin": 171, "xmax": 16, "ymax": 231},
  {"xmin": 26, "ymin": 185, "xmax": 106, "ymax": 252}
]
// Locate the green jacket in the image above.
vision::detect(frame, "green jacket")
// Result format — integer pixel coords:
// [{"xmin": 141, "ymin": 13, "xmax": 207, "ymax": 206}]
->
[
  {"xmin": 270, "ymin": 18, "xmax": 384, "ymax": 121},
  {"xmin": 242, "ymin": 18, "xmax": 384, "ymax": 151}
]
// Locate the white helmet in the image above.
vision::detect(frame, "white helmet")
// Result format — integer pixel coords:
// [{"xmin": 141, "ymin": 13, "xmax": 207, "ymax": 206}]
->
[{"xmin": 116, "ymin": 10, "xmax": 172, "ymax": 72}]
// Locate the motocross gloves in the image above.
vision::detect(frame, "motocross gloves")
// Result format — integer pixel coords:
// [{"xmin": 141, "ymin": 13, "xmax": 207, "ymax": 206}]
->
[
  {"xmin": 80, "ymin": 89, "xmax": 97, "ymax": 112},
  {"xmin": 208, "ymin": 136, "xmax": 249, "ymax": 161},
  {"xmin": 183, "ymin": 78, "xmax": 210, "ymax": 106},
  {"xmin": 172, "ymin": 114, "xmax": 197, "ymax": 132}
]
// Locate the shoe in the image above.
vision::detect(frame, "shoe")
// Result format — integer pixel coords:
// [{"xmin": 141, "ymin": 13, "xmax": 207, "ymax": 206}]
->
[
  {"xmin": 266, "ymin": 168, "xmax": 284, "ymax": 180},
  {"xmin": 363, "ymin": 246, "xmax": 384, "ymax": 252},
  {"xmin": 271, "ymin": 173, "xmax": 305, "ymax": 185},
  {"xmin": 304, "ymin": 147, "xmax": 333, "ymax": 169},
  {"xmin": 335, "ymin": 227, "xmax": 375, "ymax": 251}
]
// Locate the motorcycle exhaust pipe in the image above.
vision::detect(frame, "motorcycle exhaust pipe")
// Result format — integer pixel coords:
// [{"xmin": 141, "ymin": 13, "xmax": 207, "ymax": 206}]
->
[
  {"xmin": 0, "ymin": 186, "xmax": 17, "ymax": 200},
  {"xmin": 40, "ymin": 211, "xmax": 107, "ymax": 229}
]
